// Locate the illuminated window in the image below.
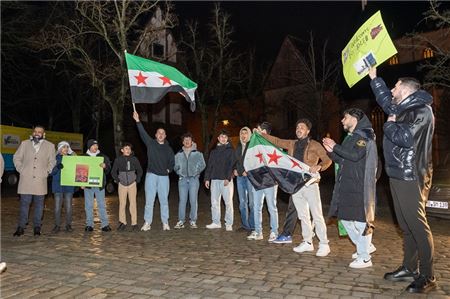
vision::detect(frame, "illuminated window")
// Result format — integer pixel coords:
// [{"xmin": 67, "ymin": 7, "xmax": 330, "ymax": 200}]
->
[
  {"xmin": 388, "ymin": 55, "xmax": 399, "ymax": 65},
  {"xmin": 423, "ymin": 48, "xmax": 434, "ymax": 59}
]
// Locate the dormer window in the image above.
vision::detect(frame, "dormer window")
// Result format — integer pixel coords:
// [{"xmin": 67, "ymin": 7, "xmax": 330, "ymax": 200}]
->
[
  {"xmin": 388, "ymin": 55, "xmax": 399, "ymax": 65},
  {"xmin": 423, "ymin": 48, "xmax": 434, "ymax": 59}
]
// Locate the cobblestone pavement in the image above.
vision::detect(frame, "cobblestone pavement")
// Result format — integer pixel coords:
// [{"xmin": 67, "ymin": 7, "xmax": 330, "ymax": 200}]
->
[{"xmin": 1, "ymin": 183, "xmax": 449, "ymax": 299}]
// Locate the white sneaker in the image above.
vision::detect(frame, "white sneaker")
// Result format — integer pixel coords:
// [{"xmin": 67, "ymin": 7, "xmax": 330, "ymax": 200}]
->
[
  {"xmin": 141, "ymin": 222, "xmax": 151, "ymax": 231},
  {"xmin": 174, "ymin": 221, "xmax": 184, "ymax": 229},
  {"xmin": 293, "ymin": 241, "xmax": 314, "ymax": 253},
  {"xmin": 190, "ymin": 221, "xmax": 198, "ymax": 229},
  {"xmin": 268, "ymin": 232, "xmax": 278, "ymax": 243},
  {"xmin": 352, "ymin": 243, "xmax": 376, "ymax": 259},
  {"xmin": 349, "ymin": 258, "xmax": 372, "ymax": 269},
  {"xmin": 247, "ymin": 231, "xmax": 263, "ymax": 240},
  {"xmin": 225, "ymin": 225, "xmax": 233, "ymax": 231},
  {"xmin": 163, "ymin": 223, "xmax": 170, "ymax": 231},
  {"xmin": 206, "ymin": 223, "xmax": 221, "ymax": 229},
  {"xmin": 0, "ymin": 262, "xmax": 7, "ymax": 274},
  {"xmin": 316, "ymin": 244, "xmax": 331, "ymax": 257}
]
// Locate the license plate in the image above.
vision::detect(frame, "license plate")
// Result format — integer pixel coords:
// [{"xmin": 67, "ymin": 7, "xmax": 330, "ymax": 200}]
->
[{"xmin": 426, "ymin": 200, "xmax": 449, "ymax": 209}]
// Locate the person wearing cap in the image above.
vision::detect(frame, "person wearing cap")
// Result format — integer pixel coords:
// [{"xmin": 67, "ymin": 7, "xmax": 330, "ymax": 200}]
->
[
  {"xmin": 133, "ymin": 112, "xmax": 175, "ymax": 231},
  {"xmin": 83, "ymin": 139, "xmax": 112, "ymax": 232},
  {"xmin": 50, "ymin": 141, "xmax": 77, "ymax": 233},
  {"xmin": 322, "ymin": 108, "xmax": 378, "ymax": 269},
  {"xmin": 13, "ymin": 125, "xmax": 56, "ymax": 237},
  {"xmin": 204, "ymin": 129, "xmax": 236, "ymax": 231},
  {"xmin": 233, "ymin": 126, "xmax": 254, "ymax": 232}
]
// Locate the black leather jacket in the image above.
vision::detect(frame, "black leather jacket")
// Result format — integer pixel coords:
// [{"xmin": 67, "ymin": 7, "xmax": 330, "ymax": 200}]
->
[{"xmin": 370, "ymin": 77, "xmax": 434, "ymax": 198}]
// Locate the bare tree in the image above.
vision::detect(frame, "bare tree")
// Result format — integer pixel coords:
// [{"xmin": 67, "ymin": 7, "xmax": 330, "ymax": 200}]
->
[
  {"xmin": 283, "ymin": 33, "xmax": 340, "ymax": 139},
  {"xmin": 179, "ymin": 3, "xmax": 241, "ymax": 154},
  {"xmin": 31, "ymin": 1, "xmax": 176, "ymax": 154},
  {"xmin": 420, "ymin": 0, "xmax": 450, "ymax": 88}
]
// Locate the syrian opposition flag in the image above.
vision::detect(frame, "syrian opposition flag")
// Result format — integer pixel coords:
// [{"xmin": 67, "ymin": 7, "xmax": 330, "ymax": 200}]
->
[
  {"xmin": 244, "ymin": 133, "xmax": 319, "ymax": 194},
  {"xmin": 125, "ymin": 52, "xmax": 197, "ymax": 111}
]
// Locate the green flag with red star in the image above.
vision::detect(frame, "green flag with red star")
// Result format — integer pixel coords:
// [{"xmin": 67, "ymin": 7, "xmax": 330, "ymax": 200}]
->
[
  {"xmin": 244, "ymin": 133, "xmax": 319, "ymax": 194},
  {"xmin": 125, "ymin": 52, "xmax": 197, "ymax": 111}
]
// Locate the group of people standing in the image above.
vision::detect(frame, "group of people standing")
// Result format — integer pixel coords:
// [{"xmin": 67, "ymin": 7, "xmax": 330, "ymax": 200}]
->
[{"xmin": 9, "ymin": 69, "xmax": 436, "ymax": 293}]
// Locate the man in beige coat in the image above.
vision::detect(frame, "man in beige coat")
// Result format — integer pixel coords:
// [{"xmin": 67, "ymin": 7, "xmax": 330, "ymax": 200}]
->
[{"xmin": 13, "ymin": 125, "xmax": 56, "ymax": 236}]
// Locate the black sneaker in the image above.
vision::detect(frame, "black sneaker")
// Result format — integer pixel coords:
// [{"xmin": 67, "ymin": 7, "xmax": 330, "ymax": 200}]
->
[
  {"xmin": 85, "ymin": 226, "xmax": 94, "ymax": 232},
  {"xmin": 131, "ymin": 225, "xmax": 138, "ymax": 231},
  {"xmin": 33, "ymin": 227, "xmax": 41, "ymax": 236},
  {"xmin": 117, "ymin": 223, "xmax": 126, "ymax": 231},
  {"xmin": 13, "ymin": 227, "xmax": 24, "ymax": 237},
  {"xmin": 406, "ymin": 275, "xmax": 437, "ymax": 293},
  {"xmin": 52, "ymin": 225, "xmax": 60, "ymax": 233},
  {"xmin": 101, "ymin": 225, "xmax": 112, "ymax": 232},
  {"xmin": 65, "ymin": 225, "xmax": 73, "ymax": 232},
  {"xmin": 384, "ymin": 266, "xmax": 417, "ymax": 282}
]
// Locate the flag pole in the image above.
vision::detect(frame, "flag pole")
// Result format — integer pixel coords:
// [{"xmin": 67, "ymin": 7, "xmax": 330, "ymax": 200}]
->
[{"xmin": 124, "ymin": 49, "xmax": 137, "ymax": 113}]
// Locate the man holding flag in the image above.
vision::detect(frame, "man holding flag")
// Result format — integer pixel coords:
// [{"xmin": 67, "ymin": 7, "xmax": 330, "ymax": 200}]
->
[{"xmin": 260, "ymin": 119, "xmax": 332, "ymax": 256}]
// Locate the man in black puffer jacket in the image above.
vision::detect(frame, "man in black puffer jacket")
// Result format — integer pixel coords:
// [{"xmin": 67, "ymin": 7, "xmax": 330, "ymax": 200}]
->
[
  {"xmin": 369, "ymin": 67, "xmax": 435, "ymax": 294},
  {"xmin": 323, "ymin": 108, "xmax": 377, "ymax": 269}
]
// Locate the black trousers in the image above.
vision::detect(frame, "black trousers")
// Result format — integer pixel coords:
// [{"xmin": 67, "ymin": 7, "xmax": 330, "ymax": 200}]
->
[
  {"xmin": 389, "ymin": 178, "xmax": 434, "ymax": 277},
  {"xmin": 281, "ymin": 196, "xmax": 299, "ymax": 236}
]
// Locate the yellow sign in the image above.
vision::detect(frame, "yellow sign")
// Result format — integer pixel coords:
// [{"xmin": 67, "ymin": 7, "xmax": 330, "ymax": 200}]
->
[
  {"xmin": 0, "ymin": 125, "xmax": 83, "ymax": 154},
  {"xmin": 342, "ymin": 11, "xmax": 397, "ymax": 87}
]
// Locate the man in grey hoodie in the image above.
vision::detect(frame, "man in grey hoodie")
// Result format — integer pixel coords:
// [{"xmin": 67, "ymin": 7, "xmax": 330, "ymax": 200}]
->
[{"xmin": 173, "ymin": 133, "xmax": 206, "ymax": 229}]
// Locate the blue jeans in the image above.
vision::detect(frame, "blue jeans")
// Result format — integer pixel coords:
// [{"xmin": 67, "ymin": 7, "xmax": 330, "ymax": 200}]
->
[
  {"xmin": 178, "ymin": 176, "xmax": 200, "ymax": 223},
  {"xmin": 210, "ymin": 179, "xmax": 234, "ymax": 226},
  {"xmin": 54, "ymin": 192, "xmax": 73, "ymax": 226},
  {"xmin": 84, "ymin": 188, "xmax": 109, "ymax": 228},
  {"xmin": 18, "ymin": 194, "xmax": 44, "ymax": 228},
  {"xmin": 341, "ymin": 220, "xmax": 373, "ymax": 260},
  {"xmin": 144, "ymin": 173, "xmax": 170, "ymax": 225},
  {"xmin": 236, "ymin": 176, "xmax": 254, "ymax": 230},
  {"xmin": 252, "ymin": 185, "xmax": 278, "ymax": 234}
]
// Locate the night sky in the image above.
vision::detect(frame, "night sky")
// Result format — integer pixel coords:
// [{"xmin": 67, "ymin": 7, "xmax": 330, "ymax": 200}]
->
[{"xmin": 175, "ymin": 1, "xmax": 442, "ymax": 62}]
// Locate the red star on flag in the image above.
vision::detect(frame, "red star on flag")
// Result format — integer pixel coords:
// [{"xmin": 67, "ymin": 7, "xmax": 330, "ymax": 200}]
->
[
  {"xmin": 289, "ymin": 158, "xmax": 303, "ymax": 169},
  {"xmin": 255, "ymin": 152, "xmax": 264, "ymax": 163},
  {"xmin": 267, "ymin": 150, "xmax": 282, "ymax": 165},
  {"xmin": 159, "ymin": 76, "xmax": 172, "ymax": 86},
  {"xmin": 135, "ymin": 71, "xmax": 148, "ymax": 85}
]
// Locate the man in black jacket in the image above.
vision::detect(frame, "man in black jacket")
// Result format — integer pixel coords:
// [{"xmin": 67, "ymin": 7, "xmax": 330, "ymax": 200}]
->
[
  {"xmin": 204, "ymin": 130, "xmax": 236, "ymax": 231},
  {"xmin": 369, "ymin": 67, "xmax": 436, "ymax": 293},
  {"xmin": 323, "ymin": 108, "xmax": 377, "ymax": 269},
  {"xmin": 133, "ymin": 112, "xmax": 175, "ymax": 231}
]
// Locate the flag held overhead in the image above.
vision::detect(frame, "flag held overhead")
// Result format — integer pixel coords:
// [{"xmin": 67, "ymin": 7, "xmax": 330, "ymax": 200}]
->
[{"xmin": 125, "ymin": 52, "xmax": 197, "ymax": 111}]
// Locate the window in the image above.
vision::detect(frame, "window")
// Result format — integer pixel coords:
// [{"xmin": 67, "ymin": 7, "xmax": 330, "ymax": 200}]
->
[
  {"xmin": 152, "ymin": 43, "xmax": 164, "ymax": 58},
  {"xmin": 388, "ymin": 55, "xmax": 398, "ymax": 65},
  {"xmin": 423, "ymin": 48, "xmax": 434, "ymax": 59}
]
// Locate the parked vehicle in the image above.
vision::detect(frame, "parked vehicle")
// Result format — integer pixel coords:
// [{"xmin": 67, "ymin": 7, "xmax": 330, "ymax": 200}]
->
[
  {"xmin": 426, "ymin": 154, "xmax": 450, "ymax": 219},
  {"xmin": 1, "ymin": 125, "xmax": 83, "ymax": 186}
]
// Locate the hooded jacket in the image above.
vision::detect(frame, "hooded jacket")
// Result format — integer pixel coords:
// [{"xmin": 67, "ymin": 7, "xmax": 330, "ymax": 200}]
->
[
  {"xmin": 174, "ymin": 143, "xmax": 206, "ymax": 177},
  {"xmin": 370, "ymin": 77, "xmax": 434, "ymax": 200},
  {"xmin": 328, "ymin": 115, "xmax": 378, "ymax": 231},
  {"xmin": 204, "ymin": 142, "xmax": 236, "ymax": 181},
  {"xmin": 51, "ymin": 153, "xmax": 76, "ymax": 193},
  {"xmin": 234, "ymin": 127, "xmax": 252, "ymax": 176},
  {"xmin": 111, "ymin": 153, "xmax": 143, "ymax": 186}
]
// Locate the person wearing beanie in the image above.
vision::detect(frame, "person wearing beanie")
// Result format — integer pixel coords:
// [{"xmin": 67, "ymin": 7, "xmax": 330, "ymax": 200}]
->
[
  {"xmin": 50, "ymin": 141, "xmax": 77, "ymax": 233},
  {"xmin": 233, "ymin": 126, "xmax": 254, "ymax": 232},
  {"xmin": 133, "ymin": 112, "xmax": 175, "ymax": 231},
  {"xmin": 83, "ymin": 139, "xmax": 112, "ymax": 232}
]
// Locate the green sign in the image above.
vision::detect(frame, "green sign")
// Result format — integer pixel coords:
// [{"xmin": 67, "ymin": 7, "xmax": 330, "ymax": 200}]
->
[
  {"xmin": 342, "ymin": 11, "xmax": 397, "ymax": 87},
  {"xmin": 60, "ymin": 156, "xmax": 104, "ymax": 187}
]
